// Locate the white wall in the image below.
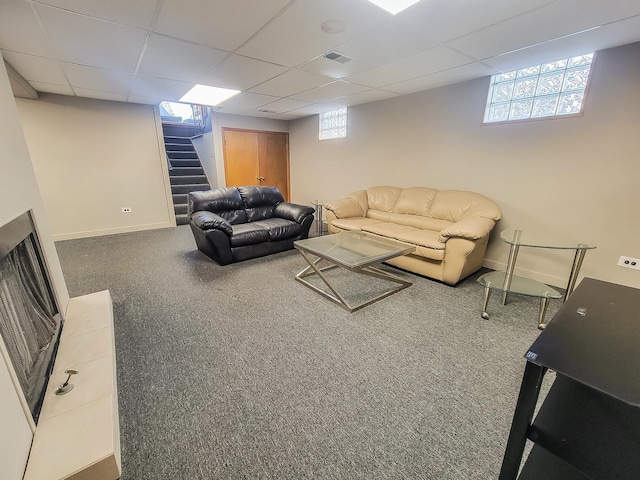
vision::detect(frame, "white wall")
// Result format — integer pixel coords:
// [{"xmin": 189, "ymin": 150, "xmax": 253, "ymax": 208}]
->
[
  {"xmin": 290, "ymin": 42, "xmax": 640, "ymax": 289},
  {"xmin": 0, "ymin": 54, "xmax": 70, "ymax": 480},
  {"xmin": 15, "ymin": 95, "xmax": 174, "ymax": 240}
]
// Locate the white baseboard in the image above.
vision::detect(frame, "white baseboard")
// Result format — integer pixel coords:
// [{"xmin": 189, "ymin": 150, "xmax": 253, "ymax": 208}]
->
[
  {"xmin": 482, "ymin": 259, "xmax": 567, "ymax": 289},
  {"xmin": 52, "ymin": 221, "xmax": 174, "ymax": 241}
]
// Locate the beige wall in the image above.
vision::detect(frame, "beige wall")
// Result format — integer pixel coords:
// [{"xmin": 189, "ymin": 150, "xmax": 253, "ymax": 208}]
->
[
  {"xmin": 290, "ymin": 42, "xmax": 640, "ymax": 289},
  {"xmin": 0, "ymin": 55, "xmax": 70, "ymax": 480},
  {"xmin": 16, "ymin": 95, "xmax": 174, "ymax": 240}
]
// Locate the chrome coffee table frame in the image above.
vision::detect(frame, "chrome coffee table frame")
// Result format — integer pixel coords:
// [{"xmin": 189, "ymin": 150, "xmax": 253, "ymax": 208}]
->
[{"xmin": 294, "ymin": 231, "xmax": 415, "ymax": 313}]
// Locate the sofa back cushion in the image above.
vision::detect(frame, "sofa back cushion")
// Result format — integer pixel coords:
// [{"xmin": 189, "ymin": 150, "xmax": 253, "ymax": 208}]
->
[
  {"xmin": 189, "ymin": 188, "xmax": 248, "ymax": 224},
  {"xmin": 428, "ymin": 190, "xmax": 503, "ymax": 222},
  {"xmin": 238, "ymin": 186, "xmax": 284, "ymax": 222},
  {"xmin": 366, "ymin": 186, "xmax": 402, "ymax": 212},
  {"xmin": 393, "ymin": 187, "xmax": 439, "ymax": 215}
]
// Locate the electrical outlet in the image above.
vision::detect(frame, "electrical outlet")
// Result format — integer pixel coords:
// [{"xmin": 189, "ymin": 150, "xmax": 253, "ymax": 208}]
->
[
  {"xmin": 121, "ymin": 207, "xmax": 132, "ymax": 213},
  {"xmin": 618, "ymin": 256, "xmax": 640, "ymax": 270}
]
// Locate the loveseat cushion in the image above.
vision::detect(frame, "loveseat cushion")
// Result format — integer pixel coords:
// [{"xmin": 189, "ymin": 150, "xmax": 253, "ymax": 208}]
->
[
  {"xmin": 429, "ymin": 190, "xmax": 503, "ymax": 222},
  {"xmin": 238, "ymin": 186, "xmax": 284, "ymax": 222},
  {"xmin": 229, "ymin": 223, "xmax": 270, "ymax": 247},
  {"xmin": 252, "ymin": 218, "xmax": 301, "ymax": 241},
  {"xmin": 189, "ymin": 188, "xmax": 248, "ymax": 224}
]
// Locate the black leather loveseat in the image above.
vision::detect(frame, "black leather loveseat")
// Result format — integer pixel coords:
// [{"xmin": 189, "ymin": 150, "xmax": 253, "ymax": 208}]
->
[{"xmin": 188, "ymin": 186, "xmax": 315, "ymax": 265}]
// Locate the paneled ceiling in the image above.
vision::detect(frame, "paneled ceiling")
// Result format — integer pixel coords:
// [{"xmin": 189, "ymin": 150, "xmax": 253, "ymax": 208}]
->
[{"xmin": 1, "ymin": 0, "xmax": 639, "ymax": 120}]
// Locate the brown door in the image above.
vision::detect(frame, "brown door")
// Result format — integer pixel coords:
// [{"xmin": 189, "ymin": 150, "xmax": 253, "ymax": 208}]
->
[{"xmin": 222, "ymin": 128, "xmax": 290, "ymax": 200}]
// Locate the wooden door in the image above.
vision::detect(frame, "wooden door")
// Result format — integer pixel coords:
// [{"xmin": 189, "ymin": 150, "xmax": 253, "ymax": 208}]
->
[{"xmin": 222, "ymin": 128, "xmax": 290, "ymax": 200}]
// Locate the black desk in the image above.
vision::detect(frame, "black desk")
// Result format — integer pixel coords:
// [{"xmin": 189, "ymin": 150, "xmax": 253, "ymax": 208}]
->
[{"xmin": 499, "ymin": 277, "xmax": 640, "ymax": 480}]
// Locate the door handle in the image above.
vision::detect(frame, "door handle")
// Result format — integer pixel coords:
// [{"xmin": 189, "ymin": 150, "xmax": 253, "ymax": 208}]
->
[{"xmin": 257, "ymin": 176, "xmax": 265, "ymax": 181}]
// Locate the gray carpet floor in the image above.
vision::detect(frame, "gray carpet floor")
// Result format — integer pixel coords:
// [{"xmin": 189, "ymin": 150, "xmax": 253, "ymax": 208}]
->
[{"xmin": 55, "ymin": 226, "xmax": 560, "ymax": 480}]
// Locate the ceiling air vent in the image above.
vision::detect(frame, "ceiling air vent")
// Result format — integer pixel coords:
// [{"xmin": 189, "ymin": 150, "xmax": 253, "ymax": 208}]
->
[
  {"xmin": 324, "ymin": 52, "xmax": 352, "ymax": 64},
  {"xmin": 258, "ymin": 109, "xmax": 277, "ymax": 114}
]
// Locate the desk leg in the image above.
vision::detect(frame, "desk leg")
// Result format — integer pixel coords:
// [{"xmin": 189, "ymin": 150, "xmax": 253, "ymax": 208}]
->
[{"xmin": 498, "ymin": 362, "xmax": 546, "ymax": 480}]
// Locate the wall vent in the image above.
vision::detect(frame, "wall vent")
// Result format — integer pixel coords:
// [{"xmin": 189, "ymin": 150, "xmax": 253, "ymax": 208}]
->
[
  {"xmin": 324, "ymin": 52, "xmax": 352, "ymax": 64},
  {"xmin": 258, "ymin": 109, "xmax": 277, "ymax": 114}
]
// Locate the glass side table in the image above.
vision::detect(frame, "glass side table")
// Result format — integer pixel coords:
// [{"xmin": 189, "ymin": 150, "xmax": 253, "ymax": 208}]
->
[
  {"xmin": 478, "ymin": 230, "xmax": 596, "ymax": 329},
  {"xmin": 311, "ymin": 200, "xmax": 325, "ymax": 236}
]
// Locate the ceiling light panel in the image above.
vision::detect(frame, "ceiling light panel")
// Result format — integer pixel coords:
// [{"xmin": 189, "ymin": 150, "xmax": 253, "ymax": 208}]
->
[
  {"xmin": 366, "ymin": 0, "xmax": 422, "ymax": 15},
  {"xmin": 179, "ymin": 84, "xmax": 241, "ymax": 106}
]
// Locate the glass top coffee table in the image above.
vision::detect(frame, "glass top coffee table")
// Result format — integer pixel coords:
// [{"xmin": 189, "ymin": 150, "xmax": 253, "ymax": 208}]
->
[{"xmin": 294, "ymin": 231, "xmax": 416, "ymax": 312}]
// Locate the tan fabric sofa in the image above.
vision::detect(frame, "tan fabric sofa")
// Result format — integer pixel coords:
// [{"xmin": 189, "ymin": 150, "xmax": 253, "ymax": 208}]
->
[{"xmin": 325, "ymin": 186, "xmax": 502, "ymax": 285}]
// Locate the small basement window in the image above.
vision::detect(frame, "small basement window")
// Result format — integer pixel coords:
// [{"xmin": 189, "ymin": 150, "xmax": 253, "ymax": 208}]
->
[
  {"xmin": 484, "ymin": 53, "xmax": 594, "ymax": 124},
  {"xmin": 319, "ymin": 107, "xmax": 347, "ymax": 140}
]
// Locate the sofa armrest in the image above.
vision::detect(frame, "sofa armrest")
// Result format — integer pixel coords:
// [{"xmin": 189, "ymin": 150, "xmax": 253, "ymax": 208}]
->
[
  {"xmin": 438, "ymin": 217, "xmax": 496, "ymax": 243},
  {"xmin": 325, "ymin": 197, "xmax": 365, "ymax": 219},
  {"xmin": 274, "ymin": 202, "xmax": 315, "ymax": 224},
  {"xmin": 191, "ymin": 211, "xmax": 233, "ymax": 236}
]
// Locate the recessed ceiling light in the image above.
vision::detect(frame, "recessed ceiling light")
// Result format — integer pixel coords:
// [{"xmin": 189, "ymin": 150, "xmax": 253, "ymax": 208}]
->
[
  {"xmin": 179, "ymin": 84, "xmax": 240, "ymax": 106},
  {"xmin": 366, "ymin": 0, "xmax": 422, "ymax": 15}
]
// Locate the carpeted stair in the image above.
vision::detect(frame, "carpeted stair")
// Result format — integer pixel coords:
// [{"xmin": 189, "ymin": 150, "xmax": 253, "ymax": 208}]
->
[{"xmin": 162, "ymin": 123, "xmax": 210, "ymax": 226}]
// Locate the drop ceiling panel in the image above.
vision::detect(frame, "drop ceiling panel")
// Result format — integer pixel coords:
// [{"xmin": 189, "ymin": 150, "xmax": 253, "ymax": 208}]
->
[
  {"xmin": 137, "ymin": 34, "xmax": 227, "ymax": 83},
  {"xmin": 257, "ymin": 97, "xmax": 312, "ymax": 113},
  {"xmin": 36, "ymin": 4, "xmax": 147, "ymax": 71},
  {"xmin": 347, "ymin": 46, "xmax": 475, "ymax": 88},
  {"xmin": 215, "ymin": 92, "xmax": 280, "ymax": 114},
  {"xmin": 249, "ymin": 69, "xmax": 334, "ymax": 97},
  {"xmin": 0, "ymin": 0, "xmax": 55, "ymax": 57},
  {"xmin": 155, "ymin": 0, "xmax": 292, "ymax": 52},
  {"xmin": 237, "ymin": 0, "xmax": 388, "ymax": 67},
  {"xmin": 269, "ymin": 113, "xmax": 303, "ymax": 120},
  {"xmin": 396, "ymin": 0, "xmax": 557, "ymax": 43},
  {"xmin": 29, "ymin": 81, "xmax": 73, "ymax": 95},
  {"xmin": 384, "ymin": 63, "xmax": 494, "ymax": 95},
  {"xmin": 299, "ymin": 20, "xmax": 436, "ymax": 78},
  {"xmin": 206, "ymin": 55, "xmax": 288, "ymax": 91},
  {"xmin": 127, "ymin": 94, "xmax": 162, "ymax": 105},
  {"xmin": 485, "ymin": 15, "xmax": 640, "ymax": 72},
  {"xmin": 63, "ymin": 63, "xmax": 134, "ymax": 94},
  {"xmin": 34, "ymin": 0, "xmax": 160, "ymax": 30},
  {"xmin": 73, "ymin": 88, "xmax": 127, "ymax": 102},
  {"xmin": 341, "ymin": 88, "xmax": 399, "ymax": 107},
  {"xmin": 1, "ymin": 51, "xmax": 67, "ymax": 85},
  {"xmin": 130, "ymin": 76, "xmax": 193, "ymax": 102},
  {"xmin": 447, "ymin": 0, "xmax": 640, "ymax": 61},
  {"xmin": 289, "ymin": 80, "xmax": 369, "ymax": 102}
]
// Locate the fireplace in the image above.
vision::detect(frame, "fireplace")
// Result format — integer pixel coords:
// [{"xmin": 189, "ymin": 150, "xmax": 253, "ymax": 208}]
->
[{"xmin": 0, "ymin": 211, "xmax": 62, "ymax": 423}]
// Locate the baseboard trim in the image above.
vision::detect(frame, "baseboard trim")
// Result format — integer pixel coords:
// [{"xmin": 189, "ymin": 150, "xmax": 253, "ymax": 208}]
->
[
  {"xmin": 482, "ymin": 259, "xmax": 566, "ymax": 289},
  {"xmin": 52, "ymin": 222, "xmax": 174, "ymax": 241}
]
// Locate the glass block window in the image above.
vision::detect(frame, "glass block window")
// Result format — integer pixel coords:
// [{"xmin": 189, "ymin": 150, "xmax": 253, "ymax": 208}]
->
[
  {"xmin": 319, "ymin": 107, "xmax": 347, "ymax": 140},
  {"xmin": 484, "ymin": 54, "xmax": 594, "ymax": 123}
]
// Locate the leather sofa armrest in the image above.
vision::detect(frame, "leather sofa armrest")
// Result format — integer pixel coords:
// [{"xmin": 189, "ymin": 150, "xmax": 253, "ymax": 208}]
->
[
  {"xmin": 439, "ymin": 217, "xmax": 496, "ymax": 243},
  {"xmin": 325, "ymin": 197, "xmax": 365, "ymax": 219},
  {"xmin": 191, "ymin": 211, "xmax": 233, "ymax": 236},
  {"xmin": 274, "ymin": 202, "xmax": 315, "ymax": 224}
]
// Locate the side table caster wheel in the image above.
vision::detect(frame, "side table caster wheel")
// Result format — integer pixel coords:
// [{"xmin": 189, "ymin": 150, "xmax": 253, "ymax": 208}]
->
[{"xmin": 481, "ymin": 312, "xmax": 489, "ymax": 320}]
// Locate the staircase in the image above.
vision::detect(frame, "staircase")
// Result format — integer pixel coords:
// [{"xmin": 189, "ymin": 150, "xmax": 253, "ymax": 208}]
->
[{"xmin": 162, "ymin": 123, "xmax": 210, "ymax": 226}]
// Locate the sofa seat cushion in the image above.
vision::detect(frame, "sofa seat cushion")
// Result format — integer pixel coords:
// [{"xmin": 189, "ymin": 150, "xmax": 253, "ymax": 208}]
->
[
  {"xmin": 230, "ymin": 224, "xmax": 270, "ymax": 247},
  {"xmin": 388, "ymin": 213, "xmax": 452, "ymax": 231},
  {"xmin": 361, "ymin": 223, "xmax": 446, "ymax": 261},
  {"xmin": 331, "ymin": 217, "xmax": 385, "ymax": 231},
  {"xmin": 251, "ymin": 218, "xmax": 301, "ymax": 241}
]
